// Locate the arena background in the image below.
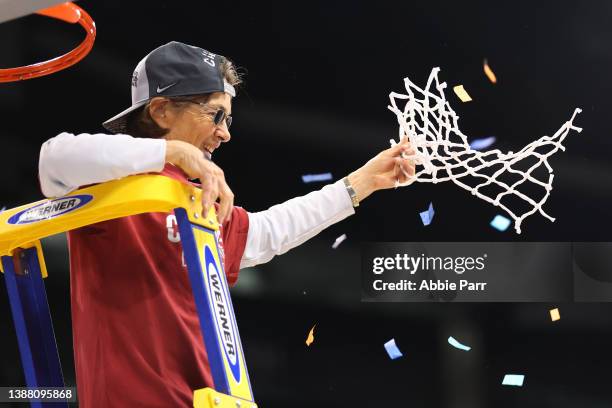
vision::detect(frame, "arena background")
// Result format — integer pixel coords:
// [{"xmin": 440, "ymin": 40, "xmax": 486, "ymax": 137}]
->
[{"xmin": 1, "ymin": 0, "xmax": 612, "ymax": 406}]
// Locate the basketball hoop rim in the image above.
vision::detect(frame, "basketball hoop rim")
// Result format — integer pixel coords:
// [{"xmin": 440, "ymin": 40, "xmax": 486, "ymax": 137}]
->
[{"xmin": 0, "ymin": 2, "xmax": 96, "ymax": 83}]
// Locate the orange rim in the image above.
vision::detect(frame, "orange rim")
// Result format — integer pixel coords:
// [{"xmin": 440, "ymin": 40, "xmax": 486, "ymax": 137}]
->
[{"xmin": 0, "ymin": 2, "xmax": 96, "ymax": 82}]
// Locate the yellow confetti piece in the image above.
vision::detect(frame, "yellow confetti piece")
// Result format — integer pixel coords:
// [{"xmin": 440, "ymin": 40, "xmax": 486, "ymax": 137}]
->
[
  {"xmin": 453, "ymin": 85, "xmax": 472, "ymax": 102},
  {"xmin": 305, "ymin": 324, "xmax": 316, "ymax": 346},
  {"xmin": 550, "ymin": 308, "xmax": 560, "ymax": 322},
  {"xmin": 483, "ymin": 59, "xmax": 497, "ymax": 84}
]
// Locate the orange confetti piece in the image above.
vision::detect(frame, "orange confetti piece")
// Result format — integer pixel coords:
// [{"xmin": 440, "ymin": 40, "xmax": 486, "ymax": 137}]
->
[
  {"xmin": 550, "ymin": 308, "xmax": 560, "ymax": 322},
  {"xmin": 305, "ymin": 324, "xmax": 316, "ymax": 346},
  {"xmin": 453, "ymin": 85, "xmax": 472, "ymax": 102},
  {"xmin": 483, "ymin": 59, "xmax": 497, "ymax": 84}
]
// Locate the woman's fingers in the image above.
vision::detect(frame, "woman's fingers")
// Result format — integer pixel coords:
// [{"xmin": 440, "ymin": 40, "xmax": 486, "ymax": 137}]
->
[
  {"xmin": 404, "ymin": 157, "xmax": 415, "ymax": 176},
  {"xmin": 216, "ymin": 181, "xmax": 234, "ymax": 224},
  {"xmin": 394, "ymin": 156, "xmax": 416, "ymax": 183},
  {"xmin": 171, "ymin": 142, "xmax": 235, "ymax": 223},
  {"xmin": 387, "ymin": 138, "xmax": 411, "ymax": 156},
  {"xmin": 200, "ymin": 172, "xmax": 219, "ymax": 217}
]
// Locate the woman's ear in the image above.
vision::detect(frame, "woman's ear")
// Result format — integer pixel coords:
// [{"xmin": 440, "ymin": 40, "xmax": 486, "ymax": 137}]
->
[{"xmin": 148, "ymin": 97, "xmax": 172, "ymax": 129}]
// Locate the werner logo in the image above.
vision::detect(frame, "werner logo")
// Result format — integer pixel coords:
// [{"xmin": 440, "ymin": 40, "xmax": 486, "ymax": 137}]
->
[
  {"xmin": 8, "ymin": 195, "xmax": 93, "ymax": 225},
  {"xmin": 204, "ymin": 245, "xmax": 241, "ymax": 381}
]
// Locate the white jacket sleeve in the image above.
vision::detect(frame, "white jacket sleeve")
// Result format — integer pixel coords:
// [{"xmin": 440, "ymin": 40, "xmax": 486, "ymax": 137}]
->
[
  {"xmin": 38, "ymin": 132, "xmax": 167, "ymax": 198},
  {"xmin": 240, "ymin": 179, "xmax": 355, "ymax": 268}
]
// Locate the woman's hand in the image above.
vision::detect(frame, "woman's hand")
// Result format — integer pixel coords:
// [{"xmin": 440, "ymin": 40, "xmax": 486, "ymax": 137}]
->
[
  {"xmin": 347, "ymin": 137, "xmax": 416, "ymax": 204},
  {"xmin": 165, "ymin": 140, "xmax": 234, "ymax": 224}
]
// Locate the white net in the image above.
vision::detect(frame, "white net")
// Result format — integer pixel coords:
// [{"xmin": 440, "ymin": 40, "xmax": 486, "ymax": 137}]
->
[{"xmin": 388, "ymin": 67, "xmax": 582, "ymax": 234}]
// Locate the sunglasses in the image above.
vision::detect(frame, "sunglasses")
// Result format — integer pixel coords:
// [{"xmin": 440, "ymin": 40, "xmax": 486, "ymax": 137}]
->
[{"xmin": 184, "ymin": 101, "xmax": 233, "ymax": 129}]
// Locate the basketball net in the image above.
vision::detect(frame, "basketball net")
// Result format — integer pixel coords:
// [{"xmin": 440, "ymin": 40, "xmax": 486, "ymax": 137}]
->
[{"xmin": 388, "ymin": 67, "xmax": 582, "ymax": 234}]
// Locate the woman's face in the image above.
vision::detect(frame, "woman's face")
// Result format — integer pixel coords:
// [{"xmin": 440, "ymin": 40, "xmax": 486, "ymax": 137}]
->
[{"xmin": 161, "ymin": 91, "xmax": 232, "ymax": 160}]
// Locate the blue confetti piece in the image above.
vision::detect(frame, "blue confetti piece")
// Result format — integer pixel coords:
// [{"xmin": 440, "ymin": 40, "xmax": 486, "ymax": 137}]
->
[
  {"xmin": 384, "ymin": 338, "xmax": 403, "ymax": 360},
  {"xmin": 419, "ymin": 202, "xmax": 435, "ymax": 226},
  {"xmin": 490, "ymin": 214, "xmax": 511, "ymax": 231},
  {"xmin": 469, "ymin": 136, "xmax": 496, "ymax": 151},
  {"xmin": 448, "ymin": 336, "xmax": 471, "ymax": 351},
  {"xmin": 301, "ymin": 173, "xmax": 333, "ymax": 183},
  {"xmin": 502, "ymin": 374, "xmax": 525, "ymax": 387}
]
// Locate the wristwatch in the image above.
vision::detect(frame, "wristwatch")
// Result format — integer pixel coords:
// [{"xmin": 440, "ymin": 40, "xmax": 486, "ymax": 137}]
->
[{"xmin": 343, "ymin": 177, "xmax": 359, "ymax": 208}]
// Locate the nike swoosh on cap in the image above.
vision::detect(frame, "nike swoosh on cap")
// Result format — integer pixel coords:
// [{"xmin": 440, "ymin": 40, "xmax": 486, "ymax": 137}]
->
[{"xmin": 156, "ymin": 82, "xmax": 177, "ymax": 93}]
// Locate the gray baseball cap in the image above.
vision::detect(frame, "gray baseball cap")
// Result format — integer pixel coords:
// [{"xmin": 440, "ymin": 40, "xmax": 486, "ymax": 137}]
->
[{"xmin": 102, "ymin": 41, "xmax": 236, "ymax": 134}]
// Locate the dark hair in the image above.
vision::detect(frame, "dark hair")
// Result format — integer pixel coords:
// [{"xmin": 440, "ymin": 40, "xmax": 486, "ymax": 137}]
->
[{"xmin": 125, "ymin": 57, "xmax": 243, "ymax": 139}]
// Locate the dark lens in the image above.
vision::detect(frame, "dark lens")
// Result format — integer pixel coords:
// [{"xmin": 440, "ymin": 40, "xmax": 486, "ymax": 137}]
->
[
  {"xmin": 226, "ymin": 115, "xmax": 232, "ymax": 129},
  {"xmin": 213, "ymin": 109, "xmax": 225, "ymax": 126}
]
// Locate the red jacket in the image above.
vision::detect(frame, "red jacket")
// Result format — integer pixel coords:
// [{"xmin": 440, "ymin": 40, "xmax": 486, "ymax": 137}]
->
[{"xmin": 67, "ymin": 164, "xmax": 249, "ymax": 407}]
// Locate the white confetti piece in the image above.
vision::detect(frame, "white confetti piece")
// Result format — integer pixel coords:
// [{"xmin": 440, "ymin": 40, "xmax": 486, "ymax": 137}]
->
[
  {"xmin": 384, "ymin": 338, "xmax": 403, "ymax": 360},
  {"xmin": 502, "ymin": 374, "xmax": 525, "ymax": 387},
  {"xmin": 420, "ymin": 202, "xmax": 435, "ymax": 226},
  {"xmin": 332, "ymin": 234, "xmax": 347, "ymax": 249},
  {"xmin": 302, "ymin": 173, "xmax": 333, "ymax": 183},
  {"xmin": 448, "ymin": 336, "xmax": 471, "ymax": 351},
  {"xmin": 469, "ymin": 136, "xmax": 496, "ymax": 151},
  {"xmin": 490, "ymin": 215, "xmax": 511, "ymax": 232}
]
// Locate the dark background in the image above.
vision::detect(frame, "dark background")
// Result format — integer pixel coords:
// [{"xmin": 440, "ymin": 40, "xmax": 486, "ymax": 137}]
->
[{"xmin": 1, "ymin": 0, "xmax": 612, "ymax": 407}]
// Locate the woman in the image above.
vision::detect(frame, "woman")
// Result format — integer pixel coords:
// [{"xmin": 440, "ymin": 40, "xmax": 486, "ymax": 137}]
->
[{"xmin": 38, "ymin": 41, "xmax": 415, "ymax": 407}]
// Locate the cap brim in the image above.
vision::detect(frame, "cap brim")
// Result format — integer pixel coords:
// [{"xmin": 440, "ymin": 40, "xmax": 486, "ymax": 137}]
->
[{"xmin": 102, "ymin": 100, "xmax": 148, "ymax": 134}]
